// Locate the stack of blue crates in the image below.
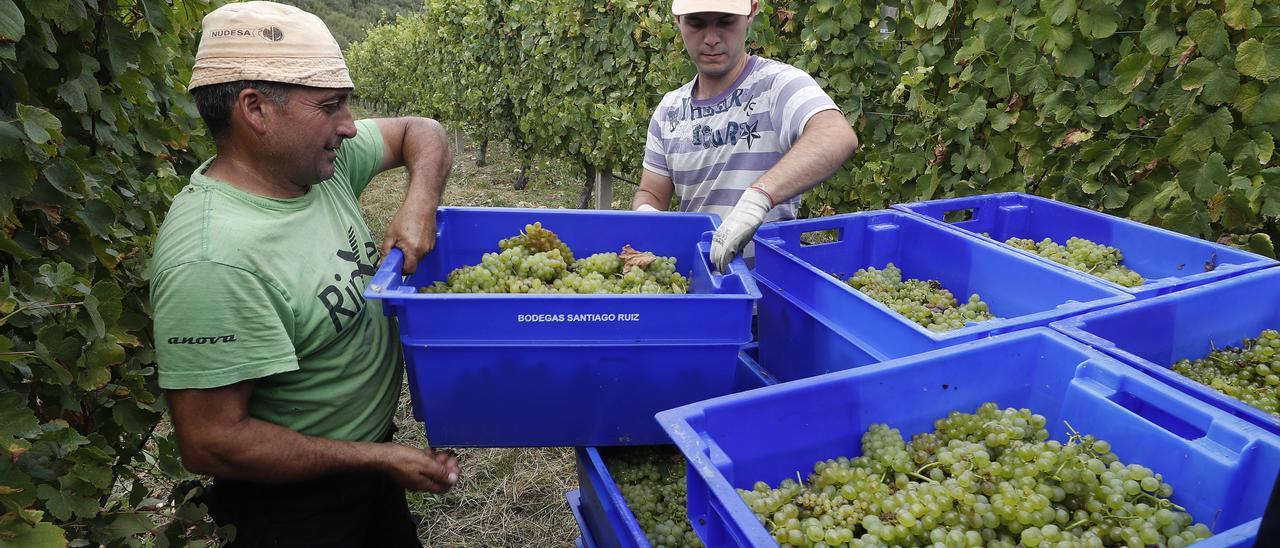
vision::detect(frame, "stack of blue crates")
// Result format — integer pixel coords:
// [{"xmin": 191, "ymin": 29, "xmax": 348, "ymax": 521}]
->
[
  {"xmin": 571, "ymin": 345, "xmax": 776, "ymax": 547},
  {"xmin": 363, "ymin": 195, "xmax": 1280, "ymax": 547}
]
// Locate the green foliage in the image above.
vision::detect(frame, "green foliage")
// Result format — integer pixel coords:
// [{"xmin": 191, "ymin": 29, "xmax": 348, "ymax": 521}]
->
[
  {"xmin": 1, "ymin": 0, "xmax": 223, "ymax": 545},
  {"xmin": 351, "ymin": 1, "xmax": 1280, "ymax": 250},
  {"xmin": 274, "ymin": 0, "xmax": 418, "ymax": 48}
]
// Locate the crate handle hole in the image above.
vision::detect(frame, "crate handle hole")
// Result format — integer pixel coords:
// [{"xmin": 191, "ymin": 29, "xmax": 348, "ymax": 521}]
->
[
  {"xmin": 1108, "ymin": 390, "xmax": 1206, "ymax": 441},
  {"xmin": 800, "ymin": 228, "xmax": 842, "ymax": 246},
  {"xmin": 943, "ymin": 208, "xmax": 975, "ymax": 223}
]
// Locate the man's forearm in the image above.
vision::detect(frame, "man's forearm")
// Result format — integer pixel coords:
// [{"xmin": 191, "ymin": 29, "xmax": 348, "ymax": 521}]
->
[
  {"xmin": 754, "ymin": 110, "xmax": 858, "ymax": 203},
  {"xmin": 400, "ymin": 118, "xmax": 452, "ymax": 210},
  {"xmin": 186, "ymin": 415, "xmax": 390, "ymax": 482}
]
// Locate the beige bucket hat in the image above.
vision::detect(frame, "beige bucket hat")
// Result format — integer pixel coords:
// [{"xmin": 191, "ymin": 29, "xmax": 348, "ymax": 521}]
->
[
  {"xmin": 672, "ymin": 0, "xmax": 752, "ymax": 15},
  {"xmin": 188, "ymin": 1, "xmax": 353, "ymax": 91}
]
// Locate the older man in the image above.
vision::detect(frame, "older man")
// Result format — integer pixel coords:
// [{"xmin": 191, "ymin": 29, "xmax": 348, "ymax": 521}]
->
[{"xmin": 150, "ymin": 2, "xmax": 457, "ymax": 546}]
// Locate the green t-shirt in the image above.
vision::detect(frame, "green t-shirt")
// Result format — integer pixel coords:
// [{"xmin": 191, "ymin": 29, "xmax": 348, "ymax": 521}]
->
[{"xmin": 151, "ymin": 119, "xmax": 401, "ymax": 443}]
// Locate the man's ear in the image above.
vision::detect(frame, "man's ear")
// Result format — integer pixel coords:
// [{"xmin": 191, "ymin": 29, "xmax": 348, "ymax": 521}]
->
[{"xmin": 235, "ymin": 88, "xmax": 274, "ymax": 136}]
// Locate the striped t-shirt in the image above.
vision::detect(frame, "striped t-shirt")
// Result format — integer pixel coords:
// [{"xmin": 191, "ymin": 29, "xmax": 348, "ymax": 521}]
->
[{"xmin": 643, "ymin": 56, "xmax": 840, "ymax": 224}]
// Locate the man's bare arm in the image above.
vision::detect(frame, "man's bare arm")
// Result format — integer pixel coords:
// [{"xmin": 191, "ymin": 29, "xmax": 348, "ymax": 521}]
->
[
  {"xmin": 632, "ymin": 168, "xmax": 675, "ymax": 211},
  {"xmin": 752, "ymin": 110, "xmax": 859, "ymax": 203},
  {"xmin": 168, "ymin": 382, "xmax": 458, "ymax": 492},
  {"xmin": 374, "ymin": 117, "xmax": 454, "ymax": 274}
]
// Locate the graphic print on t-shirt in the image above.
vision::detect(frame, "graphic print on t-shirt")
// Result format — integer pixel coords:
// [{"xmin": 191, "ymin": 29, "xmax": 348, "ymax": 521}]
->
[
  {"xmin": 668, "ymin": 88, "xmax": 764, "ymax": 150},
  {"xmin": 318, "ymin": 225, "xmax": 379, "ymax": 333}
]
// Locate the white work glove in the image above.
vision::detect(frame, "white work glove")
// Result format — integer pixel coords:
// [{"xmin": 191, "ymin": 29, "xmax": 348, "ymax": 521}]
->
[
  {"xmin": 710, "ymin": 187, "xmax": 774, "ymax": 273},
  {"xmin": 636, "ymin": 203, "xmax": 660, "ymax": 212}
]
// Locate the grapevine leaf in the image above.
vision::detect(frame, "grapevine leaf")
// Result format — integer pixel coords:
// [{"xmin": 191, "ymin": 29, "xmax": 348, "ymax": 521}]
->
[
  {"xmin": 1092, "ymin": 86, "xmax": 1128, "ymax": 116},
  {"xmin": 1040, "ymin": 0, "xmax": 1077, "ymax": 26},
  {"xmin": 1078, "ymin": 7, "xmax": 1117, "ymax": 40},
  {"xmin": 1163, "ymin": 199, "xmax": 1212, "ymax": 237},
  {"xmin": 1140, "ymin": 11, "xmax": 1177, "ymax": 56},
  {"xmin": 139, "ymin": 0, "xmax": 169, "ymax": 32},
  {"xmin": 1220, "ymin": 191, "xmax": 1254, "ymax": 231},
  {"xmin": 15, "ymin": 104, "xmax": 61, "ymax": 145},
  {"xmin": 619, "ymin": 245, "xmax": 657, "ymax": 271},
  {"xmin": 73, "ymin": 200, "xmax": 116, "ymax": 238},
  {"xmin": 0, "ymin": 0, "xmax": 22, "ymax": 44},
  {"xmin": 1102, "ymin": 183, "xmax": 1129, "ymax": 209},
  {"xmin": 90, "ymin": 281, "xmax": 123, "ymax": 327},
  {"xmin": 1181, "ymin": 58, "xmax": 1217, "ymax": 90},
  {"xmin": 1248, "ymin": 233, "xmax": 1275, "ymax": 258},
  {"xmin": 0, "ymin": 392, "xmax": 39, "ymax": 441},
  {"xmin": 1263, "ymin": 168, "xmax": 1280, "ymax": 217},
  {"xmin": 1224, "ymin": 0, "xmax": 1262, "ymax": 30},
  {"xmin": 43, "ymin": 158, "xmax": 84, "ymax": 199},
  {"xmin": 1178, "ymin": 153, "xmax": 1229, "ymax": 200},
  {"xmin": 56, "ymin": 77, "xmax": 88, "ymax": 113},
  {"xmin": 0, "ymin": 517, "xmax": 66, "ymax": 548},
  {"xmin": 105, "ymin": 513, "xmax": 154, "ymax": 539},
  {"xmin": 1113, "ymin": 52, "xmax": 1151, "ymax": 93},
  {"xmin": 1235, "ymin": 82, "xmax": 1280, "ymax": 125},
  {"xmin": 1182, "ymin": 57, "xmax": 1241, "ymax": 105},
  {"xmin": 0, "ymin": 121, "xmax": 23, "ymax": 159},
  {"xmin": 1057, "ymin": 43, "xmax": 1094, "ymax": 78},
  {"xmin": 1187, "ymin": 10, "xmax": 1229, "ymax": 60},
  {"xmin": 1179, "ymin": 108, "xmax": 1235, "ymax": 154},
  {"xmin": 916, "ymin": 1, "xmax": 953, "ymax": 29},
  {"xmin": 1237, "ymin": 36, "xmax": 1280, "ymax": 83}
]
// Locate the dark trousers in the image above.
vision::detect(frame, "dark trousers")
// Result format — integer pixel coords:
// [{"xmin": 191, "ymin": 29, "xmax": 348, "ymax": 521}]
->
[{"xmin": 203, "ymin": 433, "xmax": 421, "ymax": 547}]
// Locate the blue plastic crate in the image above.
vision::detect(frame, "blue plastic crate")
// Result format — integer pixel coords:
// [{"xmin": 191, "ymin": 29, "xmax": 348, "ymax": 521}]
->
[
  {"xmin": 752, "ymin": 210, "xmax": 1132, "ymax": 374},
  {"xmin": 566, "ymin": 490, "xmax": 600, "ymax": 548},
  {"xmin": 1052, "ymin": 268, "xmax": 1280, "ymax": 437},
  {"xmin": 657, "ymin": 329, "xmax": 1280, "ymax": 547},
  {"xmin": 894, "ymin": 193, "xmax": 1276, "ymax": 298},
  {"xmin": 576, "ymin": 346, "xmax": 774, "ymax": 548},
  {"xmin": 364, "ymin": 207, "xmax": 759, "ymax": 447}
]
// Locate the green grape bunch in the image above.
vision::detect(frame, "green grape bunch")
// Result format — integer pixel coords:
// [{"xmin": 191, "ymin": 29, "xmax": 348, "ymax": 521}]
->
[
  {"xmin": 605, "ymin": 447, "xmax": 703, "ymax": 548},
  {"xmin": 739, "ymin": 403, "xmax": 1212, "ymax": 547},
  {"xmin": 841, "ymin": 263, "xmax": 996, "ymax": 332},
  {"xmin": 419, "ymin": 223, "xmax": 691, "ymax": 294},
  {"xmin": 1173, "ymin": 328, "xmax": 1280, "ymax": 417},
  {"xmin": 1003, "ymin": 236, "xmax": 1145, "ymax": 288}
]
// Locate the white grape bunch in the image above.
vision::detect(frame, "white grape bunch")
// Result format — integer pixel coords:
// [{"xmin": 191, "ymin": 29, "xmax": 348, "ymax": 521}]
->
[
  {"xmin": 1173, "ymin": 328, "xmax": 1280, "ymax": 417},
  {"xmin": 420, "ymin": 223, "xmax": 690, "ymax": 294},
  {"xmin": 739, "ymin": 403, "xmax": 1212, "ymax": 547},
  {"xmin": 841, "ymin": 263, "xmax": 996, "ymax": 332}
]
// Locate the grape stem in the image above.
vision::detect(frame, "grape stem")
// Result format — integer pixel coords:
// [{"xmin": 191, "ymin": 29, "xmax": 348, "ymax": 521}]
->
[
  {"xmin": 1138, "ymin": 491, "xmax": 1187, "ymax": 512},
  {"xmin": 1065, "ymin": 517, "xmax": 1091, "ymax": 531},
  {"xmin": 906, "ymin": 472, "xmax": 938, "ymax": 484},
  {"xmin": 915, "ymin": 461, "xmax": 944, "ymax": 475}
]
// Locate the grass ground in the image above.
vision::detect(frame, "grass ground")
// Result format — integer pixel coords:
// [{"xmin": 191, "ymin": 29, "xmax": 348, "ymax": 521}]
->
[{"xmin": 357, "ymin": 112, "xmax": 641, "ymax": 546}]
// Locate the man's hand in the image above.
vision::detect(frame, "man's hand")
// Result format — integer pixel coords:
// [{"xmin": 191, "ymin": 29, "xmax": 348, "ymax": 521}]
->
[
  {"xmin": 710, "ymin": 188, "xmax": 773, "ymax": 272},
  {"xmin": 382, "ymin": 205, "xmax": 437, "ymax": 275},
  {"xmin": 379, "ymin": 444, "xmax": 460, "ymax": 493}
]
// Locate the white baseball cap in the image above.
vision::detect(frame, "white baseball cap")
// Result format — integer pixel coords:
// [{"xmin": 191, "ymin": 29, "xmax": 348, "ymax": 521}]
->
[
  {"xmin": 189, "ymin": 1, "xmax": 353, "ymax": 91},
  {"xmin": 672, "ymin": 0, "xmax": 752, "ymax": 16}
]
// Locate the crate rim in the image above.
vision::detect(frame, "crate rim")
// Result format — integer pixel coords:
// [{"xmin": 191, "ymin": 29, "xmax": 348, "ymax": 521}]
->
[{"xmin": 893, "ymin": 192, "xmax": 1277, "ymax": 294}]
